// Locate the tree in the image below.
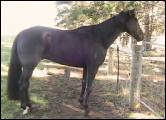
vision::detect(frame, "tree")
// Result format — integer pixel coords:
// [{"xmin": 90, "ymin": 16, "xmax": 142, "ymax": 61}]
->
[{"xmin": 141, "ymin": 1, "xmax": 165, "ymax": 51}]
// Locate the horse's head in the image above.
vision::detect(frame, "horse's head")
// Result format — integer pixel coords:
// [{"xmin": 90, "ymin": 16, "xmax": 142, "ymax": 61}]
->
[{"xmin": 118, "ymin": 9, "xmax": 144, "ymax": 41}]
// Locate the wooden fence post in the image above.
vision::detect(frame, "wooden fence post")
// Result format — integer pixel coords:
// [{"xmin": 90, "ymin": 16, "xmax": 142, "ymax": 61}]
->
[{"xmin": 129, "ymin": 44, "xmax": 142, "ymax": 110}]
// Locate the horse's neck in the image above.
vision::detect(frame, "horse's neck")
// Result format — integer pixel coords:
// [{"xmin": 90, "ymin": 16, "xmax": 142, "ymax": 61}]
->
[{"xmin": 96, "ymin": 17, "xmax": 123, "ymax": 49}]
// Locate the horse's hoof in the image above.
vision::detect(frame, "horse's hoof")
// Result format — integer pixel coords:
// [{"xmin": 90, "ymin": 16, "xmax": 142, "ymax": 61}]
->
[{"xmin": 22, "ymin": 106, "xmax": 30, "ymax": 115}]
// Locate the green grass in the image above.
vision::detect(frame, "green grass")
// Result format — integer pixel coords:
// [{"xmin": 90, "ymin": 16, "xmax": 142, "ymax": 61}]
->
[{"xmin": 1, "ymin": 35, "xmax": 19, "ymax": 119}]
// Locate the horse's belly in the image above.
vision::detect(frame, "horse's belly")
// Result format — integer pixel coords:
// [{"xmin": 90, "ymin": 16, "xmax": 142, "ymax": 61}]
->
[{"xmin": 43, "ymin": 51, "xmax": 85, "ymax": 67}]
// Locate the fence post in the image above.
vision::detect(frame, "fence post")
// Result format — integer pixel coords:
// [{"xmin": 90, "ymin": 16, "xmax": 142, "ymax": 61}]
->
[
  {"xmin": 129, "ymin": 44, "xmax": 142, "ymax": 110},
  {"xmin": 108, "ymin": 48, "xmax": 114, "ymax": 74}
]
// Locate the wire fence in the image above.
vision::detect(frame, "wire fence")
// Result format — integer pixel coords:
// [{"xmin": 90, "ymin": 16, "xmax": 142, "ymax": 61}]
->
[
  {"xmin": 141, "ymin": 47, "xmax": 165, "ymax": 118},
  {"xmin": 106, "ymin": 39, "xmax": 165, "ymax": 118}
]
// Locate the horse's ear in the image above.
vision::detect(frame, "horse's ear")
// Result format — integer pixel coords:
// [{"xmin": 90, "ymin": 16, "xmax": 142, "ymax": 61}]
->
[{"xmin": 128, "ymin": 9, "xmax": 135, "ymax": 17}]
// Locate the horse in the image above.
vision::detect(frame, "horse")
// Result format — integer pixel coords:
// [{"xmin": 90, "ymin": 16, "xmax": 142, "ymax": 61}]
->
[{"xmin": 7, "ymin": 9, "xmax": 144, "ymax": 116}]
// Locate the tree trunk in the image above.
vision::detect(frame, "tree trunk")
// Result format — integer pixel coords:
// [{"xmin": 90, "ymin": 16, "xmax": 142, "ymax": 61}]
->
[{"xmin": 143, "ymin": 2, "xmax": 153, "ymax": 51}]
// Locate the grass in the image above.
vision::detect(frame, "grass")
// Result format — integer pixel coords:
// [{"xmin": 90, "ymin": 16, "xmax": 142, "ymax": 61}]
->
[{"xmin": 1, "ymin": 36, "xmax": 18, "ymax": 118}]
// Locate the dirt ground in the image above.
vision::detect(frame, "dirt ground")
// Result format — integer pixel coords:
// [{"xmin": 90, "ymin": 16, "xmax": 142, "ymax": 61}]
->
[{"xmin": 13, "ymin": 65, "xmax": 123, "ymax": 119}]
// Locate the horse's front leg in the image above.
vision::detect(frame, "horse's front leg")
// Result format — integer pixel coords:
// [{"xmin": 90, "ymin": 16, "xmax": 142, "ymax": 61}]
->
[
  {"xmin": 79, "ymin": 68, "xmax": 87, "ymax": 106},
  {"xmin": 82, "ymin": 66, "xmax": 98, "ymax": 116},
  {"xmin": 19, "ymin": 67, "xmax": 34, "ymax": 115}
]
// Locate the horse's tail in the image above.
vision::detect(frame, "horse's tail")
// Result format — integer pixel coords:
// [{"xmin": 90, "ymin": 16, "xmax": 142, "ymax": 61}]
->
[{"xmin": 7, "ymin": 35, "xmax": 22, "ymax": 100}]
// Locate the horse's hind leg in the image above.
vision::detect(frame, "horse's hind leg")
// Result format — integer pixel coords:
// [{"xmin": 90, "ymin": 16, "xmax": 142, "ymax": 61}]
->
[
  {"xmin": 83, "ymin": 65, "xmax": 98, "ymax": 116},
  {"xmin": 19, "ymin": 67, "xmax": 34, "ymax": 113}
]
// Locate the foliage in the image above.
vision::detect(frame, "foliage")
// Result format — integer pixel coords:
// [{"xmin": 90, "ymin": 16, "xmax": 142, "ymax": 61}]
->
[{"xmin": 55, "ymin": 1, "xmax": 143, "ymax": 29}]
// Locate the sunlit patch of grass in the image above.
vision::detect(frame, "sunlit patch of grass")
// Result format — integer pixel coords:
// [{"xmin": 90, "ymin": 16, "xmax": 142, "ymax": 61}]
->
[
  {"xmin": 31, "ymin": 95, "xmax": 48, "ymax": 106},
  {"xmin": 128, "ymin": 112, "xmax": 159, "ymax": 119},
  {"xmin": 1, "ymin": 71, "xmax": 8, "ymax": 77},
  {"xmin": 1, "ymin": 64, "xmax": 9, "ymax": 76},
  {"xmin": 36, "ymin": 62, "xmax": 46, "ymax": 70},
  {"xmin": 1, "ymin": 64, "xmax": 9, "ymax": 71}
]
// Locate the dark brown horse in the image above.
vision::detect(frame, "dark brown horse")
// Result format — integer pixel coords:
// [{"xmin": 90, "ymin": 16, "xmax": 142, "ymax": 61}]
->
[{"xmin": 7, "ymin": 9, "xmax": 144, "ymax": 116}]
